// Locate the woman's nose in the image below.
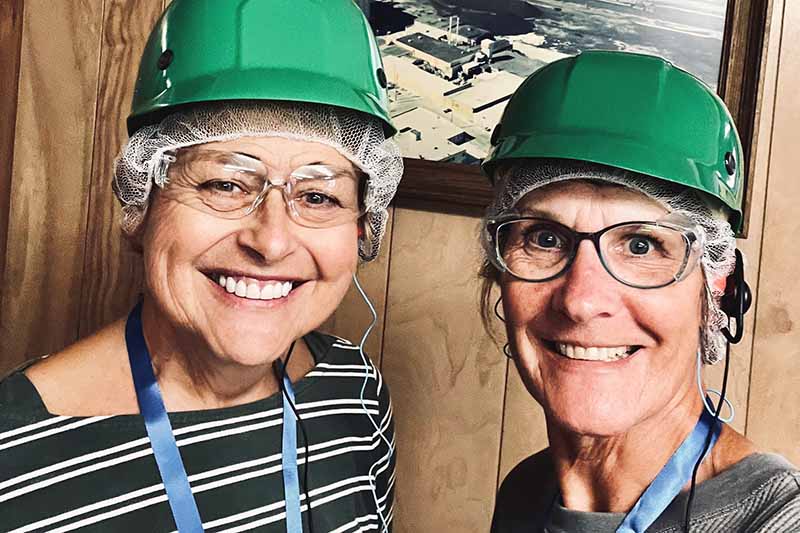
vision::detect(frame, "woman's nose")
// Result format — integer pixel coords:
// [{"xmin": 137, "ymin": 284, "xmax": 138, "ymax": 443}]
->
[
  {"xmin": 236, "ymin": 189, "xmax": 296, "ymax": 262},
  {"xmin": 551, "ymin": 240, "xmax": 624, "ymax": 323}
]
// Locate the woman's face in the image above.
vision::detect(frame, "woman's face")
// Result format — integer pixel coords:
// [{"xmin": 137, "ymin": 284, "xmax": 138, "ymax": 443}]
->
[
  {"xmin": 140, "ymin": 136, "xmax": 359, "ymax": 366},
  {"xmin": 501, "ymin": 180, "xmax": 705, "ymax": 437}
]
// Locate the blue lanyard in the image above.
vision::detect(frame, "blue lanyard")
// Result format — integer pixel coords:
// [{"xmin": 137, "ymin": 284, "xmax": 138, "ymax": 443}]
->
[
  {"xmin": 125, "ymin": 302, "xmax": 303, "ymax": 533},
  {"xmin": 615, "ymin": 407, "xmax": 722, "ymax": 533},
  {"xmin": 126, "ymin": 302, "xmax": 204, "ymax": 532},
  {"xmin": 281, "ymin": 375, "xmax": 303, "ymax": 533}
]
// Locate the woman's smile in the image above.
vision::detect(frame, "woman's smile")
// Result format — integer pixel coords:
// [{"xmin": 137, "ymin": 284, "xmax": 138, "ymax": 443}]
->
[
  {"xmin": 201, "ymin": 268, "xmax": 308, "ymax": 302},
  {"xmin": 542, "ymin": 338, "xmax": 641, "ymax": 362}
]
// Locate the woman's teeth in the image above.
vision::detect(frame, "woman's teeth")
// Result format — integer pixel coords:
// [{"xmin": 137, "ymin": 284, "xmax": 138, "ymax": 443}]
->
[
  {"xmin": 217, "ymin": 275, "xmax": 293, "ymax": 301},
  {"xmin": 555, "ymin": 343, "xmax": 633, "ymax": 361}
]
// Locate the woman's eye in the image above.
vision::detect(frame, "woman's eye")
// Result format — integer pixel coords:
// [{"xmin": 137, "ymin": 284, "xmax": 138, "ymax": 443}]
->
[
  {"xmin": 203, "ymin": 181, "xmax": 244, "ymax": 194},
  {"xmin": 527, "ymin": 229, "xmax": 562, "ymax": 249},
  {"xmin": 301, "ymin": 192, "xmax": 340, "ymax": 207},
  {"xmin": 628, "ymin": 237, "xmax": 652, "ymax": 255}
]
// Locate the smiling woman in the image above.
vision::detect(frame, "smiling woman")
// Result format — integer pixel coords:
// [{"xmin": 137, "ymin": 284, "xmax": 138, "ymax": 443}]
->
[
  {"xmin": 0, "ymin": 1, "xmax": 402, "ymax": 532},
  {"xmin": 481, "ymin": 51, "xmax": 799, "ymax": 532}
]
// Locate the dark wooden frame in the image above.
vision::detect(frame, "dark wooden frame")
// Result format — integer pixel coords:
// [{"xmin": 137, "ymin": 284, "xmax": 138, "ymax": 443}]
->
[{"xmin": 393, "ymin": 0, "xmax": 773, "ymax": 236}]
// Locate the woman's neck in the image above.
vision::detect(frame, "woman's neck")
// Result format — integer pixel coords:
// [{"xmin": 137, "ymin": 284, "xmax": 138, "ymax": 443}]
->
[
  {"xmin": 140, "ymin": 300, "xmax": 314, "ymax": 411},
  {"xmin": 547, "ymin": 391, "xmax": 706, "ymax": 513}
]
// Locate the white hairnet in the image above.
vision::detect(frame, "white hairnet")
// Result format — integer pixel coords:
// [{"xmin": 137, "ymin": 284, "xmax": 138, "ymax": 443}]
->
[{"xmin": 113, "ymin": 101, "xmax": 404, "ymax": 262}]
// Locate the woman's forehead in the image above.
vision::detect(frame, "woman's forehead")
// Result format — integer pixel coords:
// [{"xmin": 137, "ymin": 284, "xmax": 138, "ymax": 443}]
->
[
  {"xmin": 195, "ymin": 135, "xmax": 354, "ymax": 169},
  {"xmin": 514, "ymin": 179, "xmax": 669, "ymax": 224}
]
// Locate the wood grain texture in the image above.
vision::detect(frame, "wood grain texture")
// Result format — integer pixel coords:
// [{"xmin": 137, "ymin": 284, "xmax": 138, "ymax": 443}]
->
[
  {"xmin": 0, "ymin": 0, "xmax": 104, "ymax": 374},
  {"xmin": 319, "ymin": 208, "xmax": 394, "ymax": 361},
  {"xmin": 395, "ymin": 158, "xmax": 492, "ymax": 208},
  {"xmin": 702, "ymin": 0, "xmax": 784, "ymax": 436},
  {"xmin": 380, "ymin": 208, "xmax": 506, "ymax": 533},
  {"xmin": 77, "ymin": 0, "xmax": 163, "ymax": 338},
  {"xmin": 0, "ymin": 0, "xmax": 24, "ymax": 299},
  {"xmin": 746, "ymin": 0, "xmax": 800, "ymax": 465}
]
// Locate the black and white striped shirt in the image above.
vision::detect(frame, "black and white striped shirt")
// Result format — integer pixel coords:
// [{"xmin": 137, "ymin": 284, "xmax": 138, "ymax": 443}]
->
[{"xmin": 0, "ymin": 331, "xmax": 395, "ymax": 533}]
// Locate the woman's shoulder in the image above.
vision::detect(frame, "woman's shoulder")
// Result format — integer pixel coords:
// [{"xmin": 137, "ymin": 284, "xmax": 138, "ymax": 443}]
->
[
  {"xmin": 303, "ymin": 331, "xmax": 391, "ymax": 404},
  {"xmin": 0, "ymin": 371, "xmax": 50, "ymax": 423},
  {"xmin": 307, "ymin": 331, "xmax": 362, "ymax": 358},
  {"xmin": 708, "ymin": 452, "xmax": 799, "ymax": 500},
  {"xmin": 723, "ymin": 452, "xmax": 800, "ymax": 507},
  {"xmin": 750, "ymin": 455, "xmax": 800, "ymax": 531},
  {"xmin": 491, "ymin": 448, "xmax": 558, "ymax": 531},
  {"xmin": 500, "ymin": 447, "xmax": 556, "ymax": 489},
  {"xmin": 13, "ymin": 319, "xmax": 137, "ymax": 416},
  {"xmin": 660, "ymin": 453, "xmax": 800, "ymax": 532},
  {"xmin": 306, "ymin": 331, "xmax": 381, "ymax": 373}
]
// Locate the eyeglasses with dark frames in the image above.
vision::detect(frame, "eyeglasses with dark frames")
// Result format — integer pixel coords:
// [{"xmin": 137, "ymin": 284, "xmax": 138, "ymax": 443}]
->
[{"xmin": 485, "ymin": 213, "xmax": 704, "ymax": 289}]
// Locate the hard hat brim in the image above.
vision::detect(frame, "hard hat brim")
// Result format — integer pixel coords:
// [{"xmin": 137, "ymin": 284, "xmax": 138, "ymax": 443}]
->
[{"xmin": 128, "ymin": 68, "xmax": 396, "ymax": 137}]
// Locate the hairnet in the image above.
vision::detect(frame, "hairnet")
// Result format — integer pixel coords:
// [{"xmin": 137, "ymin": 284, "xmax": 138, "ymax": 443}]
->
[{"xmin": 113, "ymin": 101, "xmax": 404, "ymax": 262}]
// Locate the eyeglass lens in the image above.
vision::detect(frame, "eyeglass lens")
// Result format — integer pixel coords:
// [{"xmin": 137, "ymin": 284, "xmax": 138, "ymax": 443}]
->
[
  {"xmin": 161, "ymin": 150, "xmax": 362, "ymax": 227},
  {"xmin": 497, "ymin": 218, "xmax": 692, "ymax": 288}
]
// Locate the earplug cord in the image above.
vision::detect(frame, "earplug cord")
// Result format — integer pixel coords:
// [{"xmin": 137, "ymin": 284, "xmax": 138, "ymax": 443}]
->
[
  {"xmin": 353, "ymin": 273, "xmax": 395, "ymax": 533},
  {"xmin": 683, "ymin": 338, "xmax": 731, "ymax": 532}
]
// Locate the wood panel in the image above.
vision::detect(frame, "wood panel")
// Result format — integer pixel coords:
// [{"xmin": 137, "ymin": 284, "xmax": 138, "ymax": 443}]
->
[
  {"xmin": 703, "ymin": 0, "xmax": 784, "ymax": 436},
  {"xmin": 0, "ymin": 0, "xmax": 104, "ymax": 375},
  {"xmin": 380, "ymin": 208, "xmax": 507, "ymax": 533},
  {"xmin": 746, "ymin": 0, "xmax": 800, "ymax": 466},
  {"xmin": 397, "ymin": 159, "xmax": 490, "ymax": 208},
  {"xmin": 77, "ymin": 0, "xmax": 163, "ymax": 338},
  {"xmin": 0, "ymin": 0, "xmax": 24, "ymax": 298}
]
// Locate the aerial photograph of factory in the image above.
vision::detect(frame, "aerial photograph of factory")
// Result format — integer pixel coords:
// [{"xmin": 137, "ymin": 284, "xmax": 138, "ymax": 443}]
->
[{"xmin": 363, "ymin": 0, "xmax": 728, "ymax": 163}]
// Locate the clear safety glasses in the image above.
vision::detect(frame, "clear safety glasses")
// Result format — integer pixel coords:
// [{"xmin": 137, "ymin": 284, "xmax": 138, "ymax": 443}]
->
[
  {"xmin": 155, "ymin": 149, "xmax": 364, "ymax": 228},
  {"xmin": 485, "ymin": 213, "xmax": 705, "ymax": 289}
]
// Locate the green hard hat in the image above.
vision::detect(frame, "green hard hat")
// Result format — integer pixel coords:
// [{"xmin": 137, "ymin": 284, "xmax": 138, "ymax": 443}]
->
[
  {"xmin": 128, "ymin": 0, "xmax": 394, "ymax": 136},
  {"xmin": 483, "ymin": 50, "xmax": 744, "ymax": 231}
]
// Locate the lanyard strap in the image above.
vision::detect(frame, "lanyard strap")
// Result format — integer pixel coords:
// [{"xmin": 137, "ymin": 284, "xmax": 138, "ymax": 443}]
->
[
  {"xmin": 281, "ymin": 376, "xmax": 303, "ymax": 533},
  {"xmin": 616, "ymin": 407, "xmax": 722, "ymax": 533},
  {"xmin": 125, "ymin": 302, "xmax": 204, "ymax": 533}
]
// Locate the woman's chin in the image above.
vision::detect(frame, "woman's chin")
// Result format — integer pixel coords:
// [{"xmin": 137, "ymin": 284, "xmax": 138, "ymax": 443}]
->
[
  {"xmin": 206, "ymin": 331, "xmax": 299, "ymax": 369},
  {"xmin": 546, "ymin": 395, "xmax": 646, "ymax": 438}
]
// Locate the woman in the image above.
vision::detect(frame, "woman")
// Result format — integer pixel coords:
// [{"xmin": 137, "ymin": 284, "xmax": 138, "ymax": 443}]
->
[
  {"xmin": 0, "ymin": 1, "xmax": 401, "ymax": 532},
  {"xmin": 482, "ymin": 51, "xmax": 799, "ymax": 532}
]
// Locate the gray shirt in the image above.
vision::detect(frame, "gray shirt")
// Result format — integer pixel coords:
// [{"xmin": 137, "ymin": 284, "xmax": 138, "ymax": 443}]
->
[{"xmin": 491, "ymin": 450, "xmax": 800, "ymax": 532}]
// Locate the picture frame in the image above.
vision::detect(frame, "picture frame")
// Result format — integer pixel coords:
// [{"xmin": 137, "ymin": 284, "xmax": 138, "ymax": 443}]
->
[{"xmin": 377, "ymin": 0, "xmax": 772, "ymax": 236}]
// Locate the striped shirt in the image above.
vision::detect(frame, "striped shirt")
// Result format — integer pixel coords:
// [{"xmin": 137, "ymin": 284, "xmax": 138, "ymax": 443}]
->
[{"xmin": 0, "ymin": 331, "xmax": 395, "ymax": 533}]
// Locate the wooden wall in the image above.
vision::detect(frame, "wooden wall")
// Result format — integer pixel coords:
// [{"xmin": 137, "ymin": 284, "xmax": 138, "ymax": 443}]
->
[{"xmin": 1, "ymin": 2, "xmax": 798, "ymax": 532}]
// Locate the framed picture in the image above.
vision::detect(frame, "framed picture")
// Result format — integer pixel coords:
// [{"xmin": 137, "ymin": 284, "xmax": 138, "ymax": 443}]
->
[{"xmin": 363, "ymin": 0, "xmax": 771, "ymax": 234}]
